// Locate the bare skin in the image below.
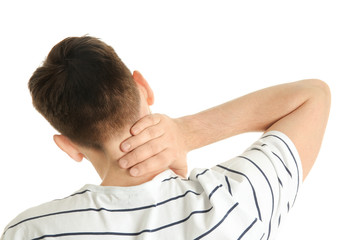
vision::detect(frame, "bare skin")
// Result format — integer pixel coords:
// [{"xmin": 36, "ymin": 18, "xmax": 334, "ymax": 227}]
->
[
  {"xmin": 53, "ymin": 70, "xmax": 163, "ymax": 187},
  {"xmin": 119, "ymin": 79, "xmax": 331, "ymax": 182},
  {"xmin": 53, "ymin": 75, "xmax": 330, "ymax": 186}
]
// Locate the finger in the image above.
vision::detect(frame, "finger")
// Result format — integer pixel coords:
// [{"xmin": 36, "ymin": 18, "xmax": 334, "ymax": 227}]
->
[
  {"xmin": 119, "ymin": 137, "xmax": 165, "ymax": 168},
  {"xmin": 129, "ymin": 149, "xmax": 172, "ymax": 177},
  {"xmin": 120, "ymin": 124, "xmax": 165, "ymax": 153},
  {"xmin": 130, "ymin": 114, "xmax": 162, "ymax": 136}
]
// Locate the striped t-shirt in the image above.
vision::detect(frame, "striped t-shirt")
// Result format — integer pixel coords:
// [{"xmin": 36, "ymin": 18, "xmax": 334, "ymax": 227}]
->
[{"xmin": 1, "ymin": 131, "xmax": 302, "ymax": 240}]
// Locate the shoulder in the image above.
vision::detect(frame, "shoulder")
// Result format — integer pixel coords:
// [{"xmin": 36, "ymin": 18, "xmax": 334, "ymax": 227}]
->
[
  {"xmin": 1, "ymin": 186, "xmax": 89, "ymax": 240},
  {"xmin": 187, "ymin": 131, "xmax": 303, "ymax": 238},
  {"xmin": 213, "ymin": 131, "xmax": 302, "ymax": 186}
]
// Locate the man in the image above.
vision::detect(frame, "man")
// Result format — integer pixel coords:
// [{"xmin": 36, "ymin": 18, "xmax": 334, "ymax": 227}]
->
[{"xmin": 1, "ymin": 36, "xmax": 330, "ymax": 240}]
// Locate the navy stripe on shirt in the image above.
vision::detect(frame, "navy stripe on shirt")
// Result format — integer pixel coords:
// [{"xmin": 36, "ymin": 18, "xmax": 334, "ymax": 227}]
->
[
  {"xmin": 32, "ymin": 206, "xmax": 215, "ymax": 239},
  {"xmin": 271, "ymin": 151, "xmax": 293, "ymax": 178},
  {"xmin": 260, "ymin": 233, "xmax": 265, "ymax": 240},
  {"xmin": 278, "ymin": 177, "xmax": 283, "ymax": 188},
  {"xmin": 216, "ymin": 164, "xmax": 262, "ymax": 221},
  {"xmin": 6, "ymin": 189, "xmax": 203, "ymax": 232},
  {"xmin": 6, "ymin": 181, "xmax": 227, "ymax": 236},
  {"xmin": 261, "ymin": 134, "xmax": 300, "ymax": 205},
  {"xmin": 54, "ymin": 189, "xmax": 91, "ymax": 201},
  {"xmin": 250, "ymin": 147, "xmax": 293, "ymax": 178},
  {"xmin": 162, "ymin": 176, "xmax": 179, "ymax": 182},
  {"xmin": 194, "ymin": 202, "xmax": 239, "ymax": 240},
  {"xmin": 195, "ymin": 169, "xmax": 209, "ymax": 178},
  {"xmin": 238, "ymin": 156, "xmax": 274, "ymax": 240},
  {"xmin": 237, "ymin": 218, "xmax": 258, "ymax": 240},
  {"xmin": 208, "ymin": 184, "xmax": 223, "ymax": 200},
  {"xmin": 225, "ymin": 176, "xmax": 233, "ymax": 196}
]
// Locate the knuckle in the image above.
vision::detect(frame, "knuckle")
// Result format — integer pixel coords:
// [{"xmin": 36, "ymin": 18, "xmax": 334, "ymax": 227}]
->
[
  {"xmin": 148, "ymin": 157, "xmax": 163, "ymax": 170},
  {"xmin": 129, "ymin": 150, "xmax": 139, "ymax": 164},
  {"xmin": 137, "ymin": 161, "xmax": 151, "ymax": 173},
  {"xmin": 147, "ymin": 141, "xmax": 158, "ymax": 155},
  {"xmin": 130, "ymin": 132, "xmax": 147, "ymax": 149},
  {"xmin": 148, "ymin": 114, "xmax": 157, "ymax": 125},
  {"xmin": 128, "ymin": 136, "xmax": 140, "ymax": 148},
  {"xmin": 152, "ymin": 114, "xmax": 162, "ymax": 124},
  {"xmin": 157, "ymin": 153, "xmax": 168, "ymax": 165},
  {"xmin": 146, "ymin": 127, "xmax": 157, "ymax": 139}
]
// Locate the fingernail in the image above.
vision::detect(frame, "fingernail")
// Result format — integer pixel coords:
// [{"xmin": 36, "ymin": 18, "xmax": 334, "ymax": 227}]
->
[
  {"xmin": 132, "ymin": 128, "xmax": 139, "ymax": 135},
  {"xmin": 119, "ymin": 159, "xmax": 128, "ymax": 168},
  {"xmin": 130, "ymin": 168, "xmax": 139, "ymax": 176},
  {"xmin": 122, "ymin": 143, "xmax": 130, "ymax": 152}
]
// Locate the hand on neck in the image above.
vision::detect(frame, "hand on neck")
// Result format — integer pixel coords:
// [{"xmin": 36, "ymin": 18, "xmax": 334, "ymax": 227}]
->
[
  {"xmin": 82, "ymin": 129, "xmax": 166, "ymax": 187},
  {"xmin": 53, "ymin": 70, "xmax": 160, "ymax": 187}
]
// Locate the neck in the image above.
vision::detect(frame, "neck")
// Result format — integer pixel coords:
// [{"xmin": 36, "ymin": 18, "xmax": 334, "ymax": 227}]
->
[
  {"xmin": 100, "ymin": 165, "xmax": 165, "ymax": 187},
  {"xmin": 76, "ymin": 95, "xmax": 159, "ymax": 187},
  {"xmin": 83, "ymin": 135, "xmax": 166, "ymax": 187}
]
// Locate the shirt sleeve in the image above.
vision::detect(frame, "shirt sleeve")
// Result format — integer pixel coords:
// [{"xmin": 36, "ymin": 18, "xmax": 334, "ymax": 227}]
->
[
  {"xmin": 211, "ymin": 130, "xmax": 302, "ymax": 237},
  {"xmin": 1, "ymin": 224, "xmax": 26, "ymax": 240}
]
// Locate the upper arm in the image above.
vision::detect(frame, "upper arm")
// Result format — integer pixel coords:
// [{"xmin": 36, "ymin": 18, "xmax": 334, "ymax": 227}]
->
[{"xmin": 266, "ymin": 79, "xmax": 331, "ymax": 180}]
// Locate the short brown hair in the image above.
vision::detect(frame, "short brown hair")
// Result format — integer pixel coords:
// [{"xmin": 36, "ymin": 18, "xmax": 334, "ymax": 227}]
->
[{"xmin": 28, "ymin": 36, "xmax": 140, "ymax": 149}]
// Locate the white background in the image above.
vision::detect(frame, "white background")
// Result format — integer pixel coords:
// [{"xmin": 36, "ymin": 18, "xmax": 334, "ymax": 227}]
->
[{"xmin": 0, "ymin": 1, "xmax": 359, "ymax": 239}]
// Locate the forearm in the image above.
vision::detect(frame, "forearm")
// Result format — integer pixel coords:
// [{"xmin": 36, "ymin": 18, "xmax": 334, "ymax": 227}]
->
[
  {"xmin": 179, "ymin": 79, "xmax": 323, "ymax": 151},
  {"xmin": 119, "ymin": 79, "xmax": 329, "ymax": 179}
]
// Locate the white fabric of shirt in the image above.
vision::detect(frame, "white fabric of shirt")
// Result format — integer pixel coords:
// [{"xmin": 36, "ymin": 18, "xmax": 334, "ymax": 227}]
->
[{"xmin": 1, "ymin": 131, "xmax": 302, "ymax": 240}]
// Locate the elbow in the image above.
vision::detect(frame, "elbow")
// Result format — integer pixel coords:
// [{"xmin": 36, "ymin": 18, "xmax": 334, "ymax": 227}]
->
[
  {"xmin": 313, "ymin": 79, "xmax": 331, "ymax": 106},
  {"xmin": 306, "ymin": 80, "xmax": 332, "ymax": 129},
  {"xmin": 304, "ymin": 79, "xmax": 331, "ymax": 106},
  {"xmin": 310, "ymin": 79, "xmax": 331, "ymax": 96}
]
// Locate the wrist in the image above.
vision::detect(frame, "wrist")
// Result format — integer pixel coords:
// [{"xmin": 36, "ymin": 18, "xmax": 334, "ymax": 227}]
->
[
  {"xmin": 175, "ymin": 115, "xmax": 198, "ymax": 153},
  {"xmin": 176, "ymin": 114, "xmax": 212, "ymax": 152}
]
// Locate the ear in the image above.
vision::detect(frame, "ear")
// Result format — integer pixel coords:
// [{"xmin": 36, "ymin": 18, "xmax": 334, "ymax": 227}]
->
[
  {"xmin": 53, "ymin": 134, "xmax": 85, "ymax": 162},
  {"xmin": 133, "ymin": 70, "xmax": 154, "ymax": 106}
]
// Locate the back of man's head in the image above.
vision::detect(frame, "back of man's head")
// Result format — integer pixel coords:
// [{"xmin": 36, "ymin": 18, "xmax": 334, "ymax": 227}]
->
[{"xmin": 28, "ymin": 36, "xmax": 140, "ymax": 150}]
